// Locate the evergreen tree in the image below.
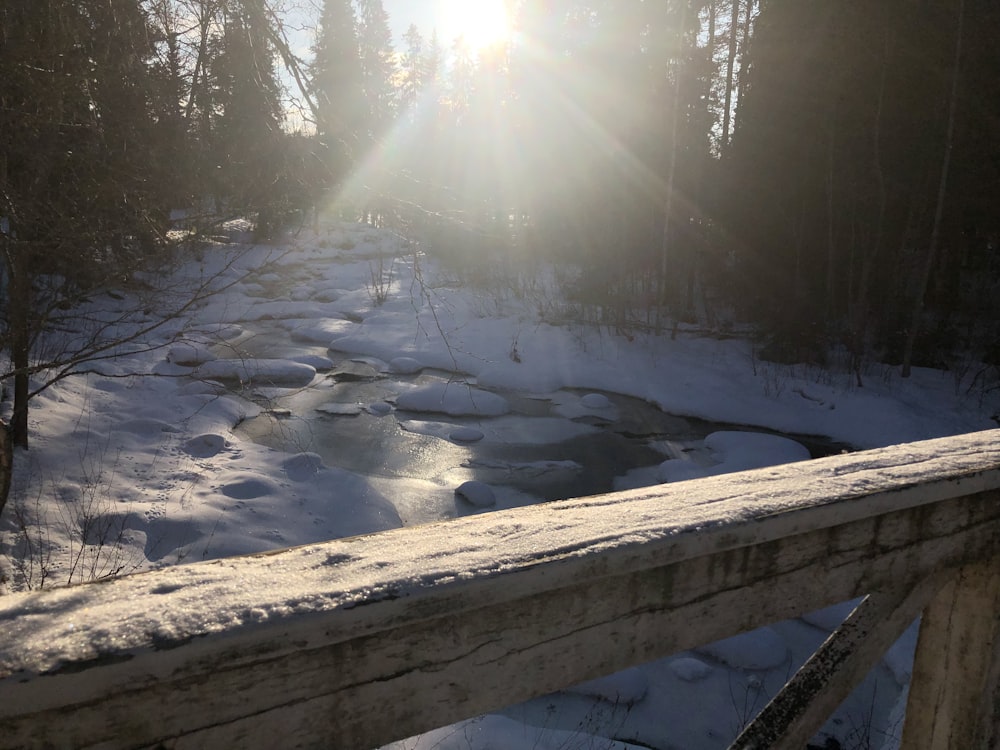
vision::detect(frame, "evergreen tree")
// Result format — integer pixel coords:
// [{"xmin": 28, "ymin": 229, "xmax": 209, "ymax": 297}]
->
[
  {"xmin": 723, "ymin": 0, "xmax": 961, "ymax": 371},
  {"xmin": 311, "ymin": 0, "xmax": 364, "ymax": 176},
  {"xmin": 209, "ymin": 0, "xmax": 285, "ymax": 236},
  {"xmin": 356, "ymin": 0, "xmax": 398, "ymax": 141},
  {"xmin": 423, "ymin": 30, "xmax": 443, "ymax": 94},
  {"xmin": 147, "ymin": 0, "xmax": 195, "ymax": 207},
  {"xmin": 399, "ymin": 23, "xmax": 424, "ymax": 117},
  {"xmin": 0, "ymin": 0, "xmax": 167, "ymax": 447}
]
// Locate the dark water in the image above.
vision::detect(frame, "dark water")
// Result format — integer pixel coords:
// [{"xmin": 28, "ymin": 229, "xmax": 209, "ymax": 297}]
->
[{"xmin": 235, "ymin": 361, "xmax": 850, "ymax": 508}]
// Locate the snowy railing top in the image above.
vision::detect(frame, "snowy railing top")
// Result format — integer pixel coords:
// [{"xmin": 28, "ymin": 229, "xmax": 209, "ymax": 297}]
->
[{"xmin": 2, "ymin": 429, "xmax": 1000, "ymax": 749}]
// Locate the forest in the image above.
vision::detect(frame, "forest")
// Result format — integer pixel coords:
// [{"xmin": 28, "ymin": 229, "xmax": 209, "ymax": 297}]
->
[{"xmin": 2, "ymin": 0, "xmax": 999, "ymax": 448}]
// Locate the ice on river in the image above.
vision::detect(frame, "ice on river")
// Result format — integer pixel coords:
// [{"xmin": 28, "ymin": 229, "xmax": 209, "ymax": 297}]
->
[
  {"xmin": 658, "ymin": 430, "xmax": 811, "ymax": 483},
  {"xmin": 395, "ymin": 382, "xmax": 510, "ymax": 417}
]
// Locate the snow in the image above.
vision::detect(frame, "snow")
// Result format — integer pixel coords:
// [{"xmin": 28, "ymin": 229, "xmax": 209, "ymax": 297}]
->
[
  {"xmin": 696, "ymin": 627, "xmax": 789, "ymax": 671},
  {"xmin": 316, "ymin": 402, "xmax": 365, "ymax": 416},
  {"xmin": 389, "ymin": 356, "xmax": 424, "ymax": 374},
  {"xmin": 658, "ymin": 431, "xmax": 812, "ymax": 483},
  {"xmin": 191, "ymin": 356, "xmax": 317, "ymax": 387},
  {"xmin": 568, "ymin": 667, "xmax": 649, "ymax": 705},
  {"xmin": 395, "ymin": 382, "xmax": 510, "ymax": 416},
  {"xmin": 801, "ymin": 598, "xmax": 862, "ymax": 631},
  {"xmin": 669, "ymin": 656, "xmax": 715, "ymax": 682},
  {"xmin": 382, "ymin": 715, "xmax": 649, "ymax": 750},
  {"xmin": 454, "ymin": 480, "xmax": 496, "ymax": 507},
  {"xmin": 1, "ymin": 220, "xmax": 997, "ymax": 750}
]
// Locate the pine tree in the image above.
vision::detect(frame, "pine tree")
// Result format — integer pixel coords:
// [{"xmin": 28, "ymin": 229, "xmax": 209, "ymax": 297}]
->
[
  {"xmin": 209, "ymin": 0, "xmax": 285, "ymax": 235},
  {"xmin": 312, "ymin": 0, "xmax": 363, "ymax": 175},
  {"xmin": 0, "ymin": 0, "xmax": 163, "ymax": 449},
  {"xmin": 147, "ymin": 0, "xmax": 194, "ymax": 206},
  {"xmin": 423, "ymin": 30, "xmax": 443, "ymax": 93},
  {"xmin": 399, "ymin": 23, "xmax": 424, "ymax": 117},
  {"xmin": 356, "ymin": 0, "xmax": 397, "ymax": 141}
]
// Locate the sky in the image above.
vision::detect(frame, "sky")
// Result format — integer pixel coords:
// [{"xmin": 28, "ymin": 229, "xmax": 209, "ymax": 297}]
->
[{"xmin": 385, "ymin": 0, "xmax": 435, "ymax": 39}]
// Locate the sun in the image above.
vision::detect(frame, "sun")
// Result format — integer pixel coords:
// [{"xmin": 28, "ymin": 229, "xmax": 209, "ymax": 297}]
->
[{"xmin": 439, "ymin": 0, "xmax": 511, "ymax": 52}]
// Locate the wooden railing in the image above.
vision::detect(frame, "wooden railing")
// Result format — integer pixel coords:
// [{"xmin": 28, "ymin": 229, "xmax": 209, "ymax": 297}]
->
[{"xmin": 2, "ymin": 430, "xmax": 1000, "ymax": 749}]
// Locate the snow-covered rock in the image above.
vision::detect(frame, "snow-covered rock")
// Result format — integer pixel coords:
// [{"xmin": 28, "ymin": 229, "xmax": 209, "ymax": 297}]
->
[
  {"xmin": 450, "ymin": 426, "xmax": 485, "ymax": 443},
  {"xmin": 397, "ymin": 383, "xmax": 509, "ymax": 417},
  {"xmin": 669, "ymin": 656, "xmax": 714, "ymax": 682},
  {"xmin": 193, "ymin": 358, "xmax": 317, "ymax": 387},
  {"xmin": 455, "ymin": 481, "xmax": 496, "ymax": 507},
  {"xmin": 389, "ymin": 356, "xmax": 424, "ymax": 374},
  {"xmin": 316, "ymin": 402, "xmax": 364, "ymax": 416},
  {"xmin": 167, "ymin": 343, "xmax": 217, "ymax": 366},
  {"xmin": 659, "ymin": 431, "xmax": 810, "ymax": 483}
]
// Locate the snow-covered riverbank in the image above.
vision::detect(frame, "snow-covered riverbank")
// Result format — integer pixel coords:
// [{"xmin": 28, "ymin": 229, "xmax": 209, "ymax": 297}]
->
[{"xmin": 2, "ymin": 220, "xmax": 994, "ymax": 748}]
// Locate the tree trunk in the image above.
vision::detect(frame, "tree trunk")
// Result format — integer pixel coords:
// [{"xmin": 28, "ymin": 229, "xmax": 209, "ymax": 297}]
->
[
  {"xmin": 8, "ymin": 249, "xmax": 31, "ymax": 448},
  {"xmin": 720, "ymin": 0, "xmax": 740, "ymax": 152},
  {"xmin": 0, "ymin": 420, "xmax": 12, "ymax": 519},
  {"xmin": 901, "ymin": 0, "xmax": 964, "ymax": 378},
  {"xmin": 735, "ymin": 0, "xmax": 754, "ymax": 113},
  {"xmin": 660, "ymin": 2, "xmax": 689, "ymax": 337},
  {"xmin": 848, "ymin": 18, "xmax": 892, "ymax": 387}
]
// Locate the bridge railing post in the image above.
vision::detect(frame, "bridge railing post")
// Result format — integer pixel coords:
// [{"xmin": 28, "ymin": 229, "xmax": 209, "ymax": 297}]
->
[{"xmin": 902, "ymin": 554, "xmax": 1000, "ymax": 749}]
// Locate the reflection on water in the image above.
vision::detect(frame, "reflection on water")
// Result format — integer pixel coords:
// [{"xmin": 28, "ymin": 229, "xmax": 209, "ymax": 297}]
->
[{"xmin": 226, "ymin": 325, "xmax": 849, "ymax": 527}]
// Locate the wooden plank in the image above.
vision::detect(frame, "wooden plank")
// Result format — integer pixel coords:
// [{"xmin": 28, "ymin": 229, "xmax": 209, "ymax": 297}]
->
[
  {"xmin": 902, "ymin": 555, "xmax": 1000, "ymax": 749},
  {"xmin": 1, "ymin": 496, "xmax": 997, "ymax": 749},
  {"xmin": 0, "ymin": 431, "xmax": 999, "ymax": 748},
  {"xmin": 729, "ymin": 572, "xmax": 948, "ymax": 750}
]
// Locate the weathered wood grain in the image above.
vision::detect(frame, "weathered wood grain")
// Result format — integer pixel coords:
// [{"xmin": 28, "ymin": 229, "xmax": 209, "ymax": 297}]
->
[
  {"xmin": 730, "ymin": 573, "xmax": 949, "ymax": 750},
  {"xmin": 1, "ymin": 430, "xmax": 1000, "ymax": 749},
  {"xmin": 903, "ymin": 555, "xmax": 1000, "ymax": 749}
]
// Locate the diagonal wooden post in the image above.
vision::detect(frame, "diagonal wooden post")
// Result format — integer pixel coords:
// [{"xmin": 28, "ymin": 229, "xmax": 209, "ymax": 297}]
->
[
  {"xmin": 729, "ymin": 572, "xmax": 948, "ymax": 750},
  {"xmin": 902, "ymin": 555, "xmax": 1000, "ymax": 749}
]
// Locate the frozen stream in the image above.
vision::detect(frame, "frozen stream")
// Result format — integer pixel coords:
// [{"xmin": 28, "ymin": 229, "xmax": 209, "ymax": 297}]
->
[
  {"xmin": 214, "ymin": 325, "xmax": 904, "ymax": 750},
  {"xmin": 219, "ymin": 323, "xmax": 849, "ymax": 527}
]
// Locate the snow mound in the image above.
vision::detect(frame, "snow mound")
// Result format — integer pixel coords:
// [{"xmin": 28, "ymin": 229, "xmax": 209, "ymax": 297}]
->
[
  {"xmin": 291, "ymin": 354, "xmax": 334, "ymax": 371},
  {"xmin": 659, "ymin": 430, "xmax": 810, "ymax": 483},
  {"xmin": 704, "ymin": 431, "xmax": 811, "ymax": 469},
  {"xmin": 282, "ymin": 453, "xmax": 324, "ymax": 482},
  {"xmin": 398, "ymin": 420, "xmax": 484, "ymax": 444},
  {"xmin": 697, "ymin": 627, "xmax": 788, "ymax": 670},
  {"xmin": 396, "ymin": 383, "xmax": 509, "ymax": 417},
  {"xmin": 220, "ymin": 476, "xmax": 278, "ymax": 500},
  {"xmin": 389, "ymin": 356, "xmax": 424, "ymax": 374},
  {"xmin": 167, "ymin": 343, "xmax": 217, "ymax": 366},
  {"xmin": 316, "ymin": 402, "xmax": 364, "ymax": 416},
  {"xmin": 193, "ymin": 358, "xmax": 317, "ymax": 387},
  {"xmin": 367, "ymin": 401, "xmax": 393, "ymax": 416},
  {"xmin": 455, "ymin": 481, "xmax": 496, "ymax": 507},
  {"xmin": 567, "ymin": 666, "xmax": 648, "ymax": 704},
  {"xmin": 669, "ymin": 656, "xmax": 714, "ymax": 682},
  {"xmin": 288, "ymin": 318, "xmax": 354, "ymax": 344},
  {"xmin": 450, "ymin": 426, "xmax": 485, "ymax": 443},
  {"xmin": 477, "ymin": 416, "xmax": 599, "ymax": 445},
  {"xmin": 182, "ymin": 433, "xmax": 228, "ymax": 458}
]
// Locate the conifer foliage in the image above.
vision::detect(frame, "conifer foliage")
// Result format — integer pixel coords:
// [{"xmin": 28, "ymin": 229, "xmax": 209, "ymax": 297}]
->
[{"xmin": 1, "ymin": 0, "xmax": 1000, "ymax": 497}]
